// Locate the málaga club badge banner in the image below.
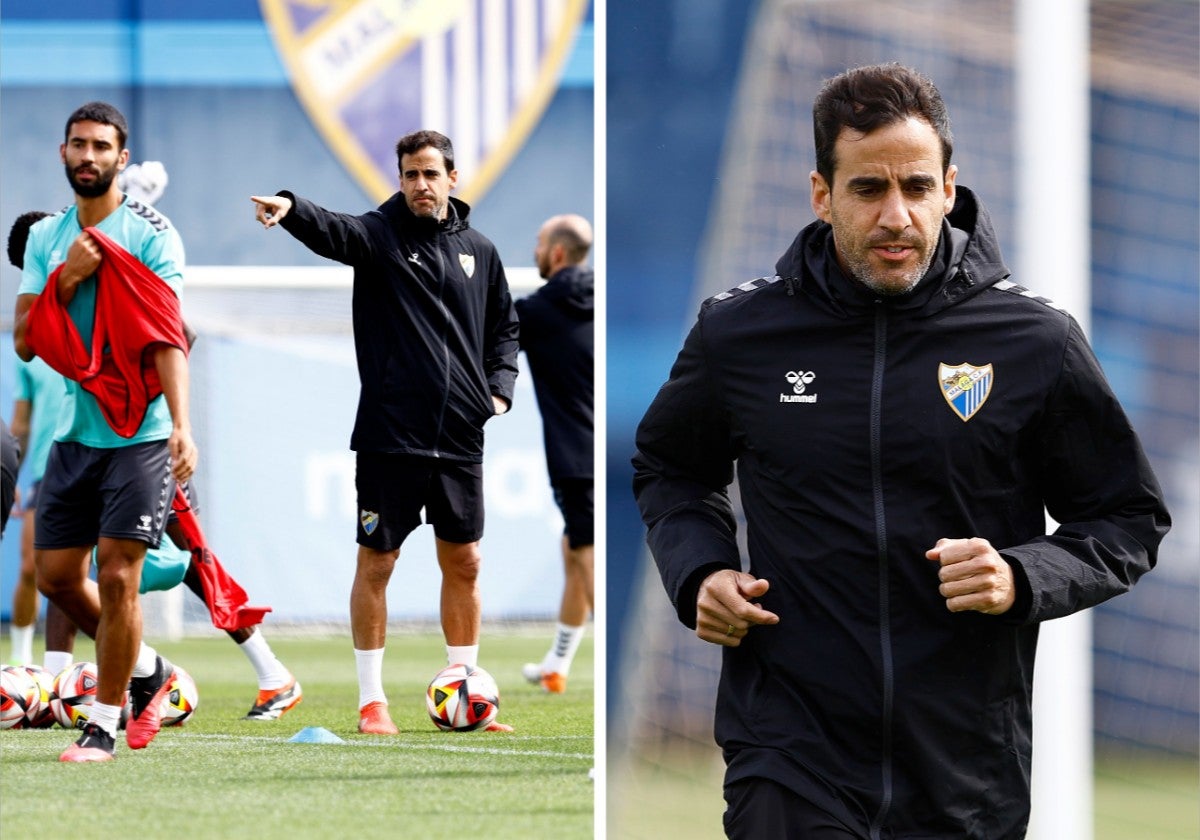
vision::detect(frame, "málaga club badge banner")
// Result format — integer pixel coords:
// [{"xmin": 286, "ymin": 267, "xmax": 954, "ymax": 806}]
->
[{"xmin": 260, "ymin": 0, "xmax": 589, "ymax": 204}]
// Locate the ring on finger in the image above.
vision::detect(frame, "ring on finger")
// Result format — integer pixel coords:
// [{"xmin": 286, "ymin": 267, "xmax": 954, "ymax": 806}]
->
[{"xmin": 725, "ymin": 624, "xmax": 736, "ymax": 637}]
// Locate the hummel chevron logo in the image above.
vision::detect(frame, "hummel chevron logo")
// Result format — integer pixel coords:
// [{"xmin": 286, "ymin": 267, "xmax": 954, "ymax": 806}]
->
[{"xmin": 780, "ymin": 371, "xmax": 818, "ymax": 403}]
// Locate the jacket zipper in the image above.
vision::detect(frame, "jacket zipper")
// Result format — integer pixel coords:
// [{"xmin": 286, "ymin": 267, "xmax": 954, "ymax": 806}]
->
[
  {"xmin": 433, "ymin": 236, "xmax": 450, "ymax": 458},
  {"xmin": 868, "ymin": 301, "xmax": 894, "ymax": 840}
]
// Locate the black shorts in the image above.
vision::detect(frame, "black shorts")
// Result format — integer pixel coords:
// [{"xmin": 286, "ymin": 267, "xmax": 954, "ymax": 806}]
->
[
  {"xmin": 552, "ymin": 479, "xmax": 594, "ymax": 549},
  {"xmin": 724, "ymin": 777, "xmax": 862, "ymax": 839},
  {"xmin": 36, "ymin": 440, "xmax": 174, "ymax": 549},
  {"xmin": 355, "ymin": 452, "xmax": 484, "ymax": 551}
]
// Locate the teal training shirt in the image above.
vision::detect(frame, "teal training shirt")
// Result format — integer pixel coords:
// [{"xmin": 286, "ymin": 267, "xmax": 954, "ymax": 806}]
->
[
  {"xmin": 18, "ymin": 199, "xmax": 186, "ymax": 448},
  {"xmin": 89, "ymin": 531, "xmax": 191, "ymax": 594},
  {"xmin": 13, "ymin": 356, "xmax": 69, "ymax": 481}
]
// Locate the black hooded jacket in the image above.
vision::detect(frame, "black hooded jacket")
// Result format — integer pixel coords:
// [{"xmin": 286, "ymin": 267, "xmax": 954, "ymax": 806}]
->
[
  {"xmin": 516, "ymin": 264, "xmax": 594, "ymax": 481},
  {"xmin": 633, "ymin": 187, "xmax": 1169, "ymax": 838},
  {"xmin": 278, "ymin": 191, "xmax": 519, "ymax": 461}
]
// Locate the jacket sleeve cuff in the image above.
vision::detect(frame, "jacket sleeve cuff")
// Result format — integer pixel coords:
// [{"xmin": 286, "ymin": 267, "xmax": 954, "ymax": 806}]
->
[
  {"xmin": 999, "ymin": 553, "xmax": 1034, "ymax": 624},
  {"xmin": 276, "ymin": 190, "xmax": 298, "ymax": 230},
  {"xmin": 675, "ymin": 561, "xmax": 738, "ymax": 629}
]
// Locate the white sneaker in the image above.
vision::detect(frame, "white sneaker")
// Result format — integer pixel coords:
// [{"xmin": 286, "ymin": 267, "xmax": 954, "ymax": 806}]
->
[{"xmin": 521, "ymin": 662, "xmax": 542, "ymax": 685}]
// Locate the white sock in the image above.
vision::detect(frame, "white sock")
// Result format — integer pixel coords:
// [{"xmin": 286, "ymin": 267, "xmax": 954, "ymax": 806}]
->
[
  {"xmin": 237, "ymin": 629, "xmax": 290, "ymax": 690},
  {"xmin": 543, "ymin": 623, "xmax": 586, "ymax": 676},
  {"xmin": 10, "ymin": 623, "xmax": 34, "ymax": 666},
  {"xmin": 446, "ymin": 644, "xmax": 479, "ymax": 668},
  {"xmin": 355, "ymin": 648, "xmax": 387, "ymax": 708},
  {"xmin": 88, "ymin": 702, "xmax": 122, "ymax": 737},
  {"xmin": 44, "ymin": 650, "xmax": 73, "ymax": 677},
  {"xmin": 131, "ymin": 642, "xmax": 158, "ymax": 678}
]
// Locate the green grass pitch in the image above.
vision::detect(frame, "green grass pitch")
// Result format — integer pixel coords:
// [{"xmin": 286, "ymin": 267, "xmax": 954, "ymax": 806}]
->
[
  {"xmin": 1, "ymin": 629, "xmax": 594, "ymax": 839},
  {"xmin": 608, "ymin": 749, "xmax": 1199, "ymax": 839}
]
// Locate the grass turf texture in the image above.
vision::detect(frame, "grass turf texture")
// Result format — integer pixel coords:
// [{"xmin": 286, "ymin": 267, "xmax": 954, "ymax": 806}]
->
[{"xmin": 1, "ymin": 630, "xmax": 594, "ymax": 838}]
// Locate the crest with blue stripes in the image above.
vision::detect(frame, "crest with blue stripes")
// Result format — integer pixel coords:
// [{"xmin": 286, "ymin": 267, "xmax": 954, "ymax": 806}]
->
[
  {"xmin": 261, "ymin": 0, "xmax": 589, "ymax": 205},
  {"xmin": 938, "ymin": 362, "xmax": 994, "ymax": 422}
]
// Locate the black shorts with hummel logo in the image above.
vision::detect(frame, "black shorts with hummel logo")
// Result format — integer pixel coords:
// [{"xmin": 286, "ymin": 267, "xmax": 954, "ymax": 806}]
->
[{"xmin": 36, "ymin": 440, "xmax": 174, "ymax": 549}]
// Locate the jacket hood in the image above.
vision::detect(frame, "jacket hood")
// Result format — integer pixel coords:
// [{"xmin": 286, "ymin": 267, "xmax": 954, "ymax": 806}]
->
[
  {"xmin": 378, "ymin": 192, "xmax": 472, "ymax": 233},
  {"xmin": 539, "ymin": 264, "xmax": 594, "ymax": 319},
  {"xmin": 774, "ymin": 185, "xmax": 1009, "ymax": 318}
]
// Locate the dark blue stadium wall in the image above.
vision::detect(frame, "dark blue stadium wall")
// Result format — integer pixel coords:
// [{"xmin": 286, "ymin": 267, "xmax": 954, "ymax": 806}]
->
[{"xmin": 605, "ymin": 0, "xmax": 761, "ymax": 718}]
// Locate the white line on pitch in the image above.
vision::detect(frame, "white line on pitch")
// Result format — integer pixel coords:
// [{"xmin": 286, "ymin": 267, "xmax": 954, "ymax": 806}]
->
[{"xmin": 172, "ymin": 732, "xmax": 592, "ymax": 760}]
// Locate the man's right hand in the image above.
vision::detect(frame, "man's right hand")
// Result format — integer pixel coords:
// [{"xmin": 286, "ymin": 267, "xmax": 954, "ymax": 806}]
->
[
  {"xmin": 58, "ymin": 232, "xmax": 103, "ymax": 296},
  {"xmin": 696, "ymin": 569, "xmax": 780, "ymax": 647},
  {"xmin": 251, "ymin": 194, "xmax": 293, "ymax": 229}
]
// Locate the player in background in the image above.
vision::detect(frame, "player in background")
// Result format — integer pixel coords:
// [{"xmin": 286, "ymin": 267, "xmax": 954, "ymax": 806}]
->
[
  {"xmin": 252, "ymin": 129, "xmax": 519, "ymax": 735},
  {"xmin": 517, "ymin": 215, "xmax": 595, "ymax": 694},
  {"xmin": 6, "ymin": 207, "xmax": 301, "ymax": 721},
  {"xmin": 163, "ymin": 483, "xmax": 302, "ymax": 720},
  {"xmin": 7, "ymin": 212, "xmax": 65, "ymax": 667},
  {"xmin": 0, "ymin": 419, "xmax": 16, "ymax": 536},
  {"xmin": 13, "ymin": 101, "xmax": 197, "ymax": 762}
]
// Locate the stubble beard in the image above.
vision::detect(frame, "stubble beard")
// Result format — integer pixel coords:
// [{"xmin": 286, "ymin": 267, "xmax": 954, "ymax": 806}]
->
[
  {"xmin": 408, "ymin": 194, "xmax": 446, "ymax": 220},
  {"xmin": 842, "ymin": 244, "xmax": 935, "ymax": 297}
]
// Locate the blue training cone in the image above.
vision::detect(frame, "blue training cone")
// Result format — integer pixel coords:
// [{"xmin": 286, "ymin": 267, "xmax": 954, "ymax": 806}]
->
[{"xmin": 289, "ymin": 726, "xmax": 346, "ymax": 744}]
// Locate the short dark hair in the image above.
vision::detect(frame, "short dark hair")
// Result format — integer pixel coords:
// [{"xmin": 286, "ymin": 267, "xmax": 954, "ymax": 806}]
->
[
  {"xmin": 813, "ymin": 63, "xmax": 953, "ymax": 186},
  {"xmin": 7, "ymin": 211, "xmax": 51, "ymax": 270},
  {"xmin": 395, "ymin": 130, "xmax": 455, "ymax": 174},
  {"xmin": 64, "ymin": 101, "xmax": 129, "ymax": 150}
]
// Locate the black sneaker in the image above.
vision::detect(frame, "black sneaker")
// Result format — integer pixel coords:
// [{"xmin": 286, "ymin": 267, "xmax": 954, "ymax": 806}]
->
[
  {"xmin": 125, "ymin": 655, "xmax": 176, "ymax": 750},
  {"xmin": 59, "ymin": 722, "xmax": 116, "ymax": 762}
]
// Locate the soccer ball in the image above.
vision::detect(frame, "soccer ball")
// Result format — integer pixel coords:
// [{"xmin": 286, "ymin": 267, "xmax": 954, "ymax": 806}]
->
[
  {"xmin": 425, "ymin": 663, "xmax": 500, "ymax": 732},
  {"xmin": 51, "ymin": 661, "xmax": 98, "ymax": 729},
  {"xmin": 1, "ymin": 666, "xmax": 38, "ymax": 729},
  {"xmin": 51, "ymin": 662, "xmax": 136, "ymax": 729},
  {"xmin": 160, "ymin": 667, "xmax": 199, "ymax": 726},
  {"xmin": 20, "ymin": 665, "xmax": 57, "ymax": 729}
]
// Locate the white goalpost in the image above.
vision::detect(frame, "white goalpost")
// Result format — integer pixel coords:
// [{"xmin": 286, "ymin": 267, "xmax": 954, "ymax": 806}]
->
[{"xmin": 1017, "ymin": 0, "xmax": 1093, "ymax": 836}]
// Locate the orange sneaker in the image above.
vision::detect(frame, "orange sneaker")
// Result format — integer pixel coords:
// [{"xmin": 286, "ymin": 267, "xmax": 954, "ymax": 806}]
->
[
  {"xmin": 485, "ymin": 720, "xmax": 514, "ymax": 732},
  {"xmin": 244, "ymin": 676, "xmax": 303, "ymax": 721},
  {"xmin": 358, "ymin": 700, "xmax": 398, "ymax": 735},
  {"xmin": 540, "ymin": 672, "xmax": 567, "ymax": 694}
]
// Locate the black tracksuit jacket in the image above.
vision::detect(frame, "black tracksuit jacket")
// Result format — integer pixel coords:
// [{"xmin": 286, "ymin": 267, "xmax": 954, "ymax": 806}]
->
[
  {"xmin": 278, "ymin": 192, "xmax": 519, "ymax": 461},
  {"xmin": 515, "ymin": 264, "xmax": 594, "ymax": 481},
  {"xmin": 632, "ymin": 187, "xmax": 1169, "ymax": 838}
]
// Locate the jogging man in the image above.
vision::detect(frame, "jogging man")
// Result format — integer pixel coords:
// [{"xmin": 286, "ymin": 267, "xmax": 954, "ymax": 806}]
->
[
  {"xmin": 13, "ymin": 102, "xmax": 197, "ymax": 762},
  {"xmin": 252, "ymin": 129, "xmax": 519, "ymax": 734},
  {"xmin": 633, "ymin": 64, "xmax": 1170, "ymax": 837}
]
